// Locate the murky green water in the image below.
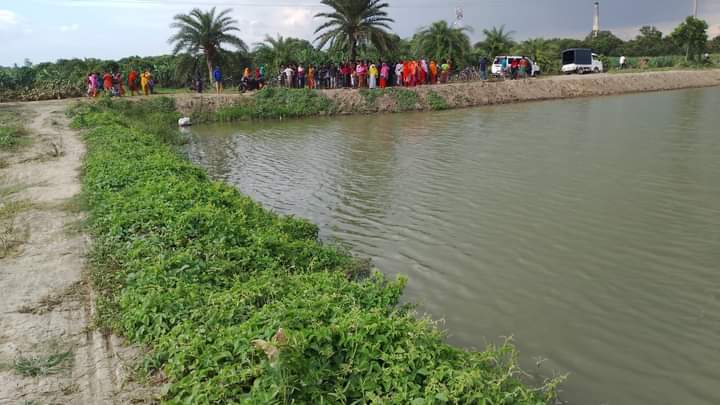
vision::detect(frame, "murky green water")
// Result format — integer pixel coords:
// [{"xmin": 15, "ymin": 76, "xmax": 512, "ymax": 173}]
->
[{"xmin": 186, "ymin": 88, "xmax": 720, "ymax": 404}]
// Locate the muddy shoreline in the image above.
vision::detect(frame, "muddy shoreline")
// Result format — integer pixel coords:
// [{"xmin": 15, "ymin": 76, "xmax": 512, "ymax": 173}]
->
[{"xmin": 173, "ymin": 69, "xmax": 720, "ymax": 117}]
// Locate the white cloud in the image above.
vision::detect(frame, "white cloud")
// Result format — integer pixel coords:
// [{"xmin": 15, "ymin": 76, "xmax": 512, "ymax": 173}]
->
[
  {"xmin": 0, "ymin": 9, "xmax": 18, "ymax": 27},
  {"xmin": 60, "ymin": 23, "xmax": 80, "ymax": 32}
]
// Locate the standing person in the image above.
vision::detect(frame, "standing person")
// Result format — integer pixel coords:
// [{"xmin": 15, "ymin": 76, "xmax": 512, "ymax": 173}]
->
[
  {"xmin": 510, "ymin": 58, "xmax": 519, "ymax": 80},
  {"xmin": 141, "ymin": 70, "xmax": 151, "ymax": 95},
  {"xmin": 429, "ymin": 60, "xmax": 438, "ymax": 84},
  {"xmin": 368, "ymin": 63, "xmax": 378, "ymax": 89},
  {"xmin": 213, "ymin": 65, "xmax": 223, "ymax": 93},
  {"xmin": 402, "ymin": 61, "xmax": 410, "ymax": 86},
  {"xmin": 102, "ymin": 71, "xmax": 113, "ymax": 94},
  {"xmin": 479, "ymin": 56, "xmax": 488, "ymax": 81},
  {"xmin": 619, "ymin": 55, "xmax": 627, "ymax": 70},
  {"xmin": 194, "ymin": 71, "xmax": 204, "ymax": 93},
  {"xmin": 420, "ymin": 59, "xmax": 428, "ymax": 85},
  {"xmin": 283, "ymin": 65, "xmax": 294, "ymax": 88},
  {"xmin": 379, "ymin": 63, "xmax": 389, "ymax": 89},
  {"xmin": 440, "ymin": 60, "xmax": 450, "ymax": 83},
  {"xmin": 128, "ymin": 68, "xmax": 138, "ymax": 96},
  {"xmin": 307, "ymin": 65, "xmax": 315, "ymax": 89},
  {"xmin": 395, "ymin": 61, "xmax": 403, "ymax": 86},
  {"xmin": 114, "ymin": 71, "xmax": 125, "ymax": 96},
  {"xmin": 297, "ymin": 65, "xmax": 306, "ymax": 89}
]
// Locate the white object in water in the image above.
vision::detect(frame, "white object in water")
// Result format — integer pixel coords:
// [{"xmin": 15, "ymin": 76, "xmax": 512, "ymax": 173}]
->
[{"xmin": 178, "ymin": 117, "xmax": 192, "ymax": 127}]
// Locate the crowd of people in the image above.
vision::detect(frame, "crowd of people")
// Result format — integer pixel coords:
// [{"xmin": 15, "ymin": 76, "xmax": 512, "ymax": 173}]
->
[
  {"xmin": 86, "ymin": 69, "xmax": 155, "ymax": 97},
  {"xmin": 275, "ymin": 60, "xmax": 453, "ymax": 90}
]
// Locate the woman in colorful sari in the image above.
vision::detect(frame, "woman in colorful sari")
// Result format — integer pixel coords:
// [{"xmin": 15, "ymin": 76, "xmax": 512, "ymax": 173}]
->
[
  {"xmin": 379, "ymin": 63, "xmax": 389, "ymax": 89},
  {"xmin": 368, "ymin": 64, "xmax": 378, "ymax": 89},
  {"xmin": 429, "ymin": 60, "xmax": 438, "ymax": 84},
  {"xmin": 141, "ymin": 70, "xmax": 151, "ymax": 96},
  {"xmin": 419, "ymin": 59, "xmax": 428, "ymax": 85},
  {"xmin": 307, "ymin": 65, "xmax": 315, "ymax": 89},
  {"xmin": 128, "ymin": 69, "xmax": 138, "ymax": 96}
]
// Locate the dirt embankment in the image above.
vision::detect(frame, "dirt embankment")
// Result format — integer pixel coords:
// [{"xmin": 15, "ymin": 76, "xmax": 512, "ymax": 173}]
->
[
  {"xmin": 0, "ymin": 102, "xmax": 157, "ymax": 404},
  {"xmin": 173, "ymin": 69, "xmax": 720, "ymax": 117}
]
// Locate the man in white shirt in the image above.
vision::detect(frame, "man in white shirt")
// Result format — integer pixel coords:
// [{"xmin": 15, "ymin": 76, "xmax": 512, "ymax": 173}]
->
[
  {"xmin": 619, "ymin": 55, "xmax": 627, "ymax": 70},
  {"xmin": 395, "ymin": 62, "xmax": 403, "ymax": 86},
  {"xmin": 283, "ymin": 66, "xmax": 294, "ymax": 88}
]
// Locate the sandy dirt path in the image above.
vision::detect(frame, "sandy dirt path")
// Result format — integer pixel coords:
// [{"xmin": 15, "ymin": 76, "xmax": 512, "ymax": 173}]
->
[{"xmin": 0, "ymin": 101, "xmax": 156, "ymax": 404}]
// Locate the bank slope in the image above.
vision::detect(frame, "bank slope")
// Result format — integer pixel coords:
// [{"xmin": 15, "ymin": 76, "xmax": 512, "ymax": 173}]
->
[{"xmin": 72, "ymin": 97, "xmax": 561, "ymax": 404}]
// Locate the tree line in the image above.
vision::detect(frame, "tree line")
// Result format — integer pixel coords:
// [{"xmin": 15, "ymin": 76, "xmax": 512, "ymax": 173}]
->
[{"xmin": 1, "ymin": 0, "xmax": 718, "ymax": 101}]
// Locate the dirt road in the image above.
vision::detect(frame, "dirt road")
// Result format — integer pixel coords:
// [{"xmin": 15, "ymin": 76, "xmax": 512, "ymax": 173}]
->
[{"xmin": 0, "ymin": 101, "xmax": 155, "ymax": 404}]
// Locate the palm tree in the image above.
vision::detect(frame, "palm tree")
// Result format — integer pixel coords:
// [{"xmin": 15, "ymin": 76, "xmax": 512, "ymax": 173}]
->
[
  {"xmin": 314, "ymin": 0, "xmax": 395, "ymax": 61},
  {"xmin": 253, "ymin": 35, "xmax": 314, "ymax": 71},
  {"xmin": 169, "ymin": 7, "xmax": 247, "ymax": 82},
  {"xmin": 415, "ymin": 21, "xmax": 473, "ymax": 64},
  {"xmin": 514, "ymin": 38, "xmax": 560, "ymax": 74},
  {"xmin": 475, "ymin": 25, "xmax": 516, "ymax": 58}
]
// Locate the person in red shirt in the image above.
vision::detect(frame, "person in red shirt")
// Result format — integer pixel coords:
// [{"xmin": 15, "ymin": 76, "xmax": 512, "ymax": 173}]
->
[
  {"xmin": 128, "ymin": 69, "xmax": 138, "ymax": 96},
  {"xmin": 510, "ymin": 58, "xmax": 519, "ymax": 80},
  {"xmin": 102, "ymin": 72, "xmax": 113, "ymax": 93}
]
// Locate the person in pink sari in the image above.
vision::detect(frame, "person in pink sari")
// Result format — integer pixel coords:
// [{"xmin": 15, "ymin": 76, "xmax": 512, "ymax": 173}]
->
[{"xmin": 379, "ymin": 63, "xmax": 389, "ymax": 88}]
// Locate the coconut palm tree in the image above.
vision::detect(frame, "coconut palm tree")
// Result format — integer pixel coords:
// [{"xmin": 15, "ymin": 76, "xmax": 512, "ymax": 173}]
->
[
  {"xmin": 169, "ymin": 7, "xmax": 247, "ymax": 82},
  {"xmin": 415, "ymin": 20, "xmax": 473, "ymax": 64},
  {"xmin": 314, "ymin": 0, "xmax": 395, "ymax": 61},
  {"xmin": 513, "ymin": 38, "xmax": 560, "ymax": 74},
  {"xmin": 475, "ymin": 25, "xmax": 516, "ymax": 58},
  {"xmin": 253, "ymin": 35, "xmax": 315, "ymax": 71}
]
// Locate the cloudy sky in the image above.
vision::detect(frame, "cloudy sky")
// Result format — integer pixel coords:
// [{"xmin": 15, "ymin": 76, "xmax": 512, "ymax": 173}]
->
[{"xmin": 1, "ymin": 0, "xmax": 719, "ymax": 66}]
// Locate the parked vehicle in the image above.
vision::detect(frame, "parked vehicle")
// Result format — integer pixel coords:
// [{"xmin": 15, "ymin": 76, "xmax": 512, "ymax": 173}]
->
[
  {"xmin": 561, "ymin": 48, "xmax": 604, "ymax": 74},
  {"xmin": 491, "ymin": 56, "xmax": 541, "ymax": 77}
]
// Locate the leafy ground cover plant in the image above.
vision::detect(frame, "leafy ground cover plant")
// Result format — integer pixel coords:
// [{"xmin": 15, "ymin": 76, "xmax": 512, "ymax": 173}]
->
[
  {"xmin": 72, "ymin": 97, "xmax": 562, "ymax": 403},
  {"xmin": 215, "ymin": 87, "xmax": 336, "ymax": 122}
]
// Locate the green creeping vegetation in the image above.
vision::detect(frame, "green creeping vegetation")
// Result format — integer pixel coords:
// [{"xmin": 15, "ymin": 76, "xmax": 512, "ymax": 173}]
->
[
  {"xmin": 426, "ymin": 91, "xmax": 450, "ymax": 111},
  {"xmin": 214, "ymin": 87, "xmax": 336, "ymax": 122},
  {"xmin": 72, "ymin": 97, "xmax": 561, "ymax": 403},
  {"xmin": 389, "ymin": 88, "xmax": 420, "ymax": 112}
]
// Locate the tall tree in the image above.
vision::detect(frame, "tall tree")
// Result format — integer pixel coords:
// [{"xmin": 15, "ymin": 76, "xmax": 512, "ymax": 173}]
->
[
  {"xmin": 314, "ymin": 0, "xmax": 395, "ymax": 61},
  {"xmin": 514, "ymin": 38, "xmax": 560, "ymax": 74},
  {"xmin": 415, "ymin": 20, "xmax": 472, "ymax": 64},
  {"xmin": 710, "ymin": 35, "xmax": 720, "ymax": 53},
  {"xmin": 671, "ymin": 16, "xmax": 709, "ymax": 61},
  {"xmin": 169, "ymin": 7, "xmax": 247, "ymax": 82},
  {"xmin": 475, "ymin": 25, "xmax": 515, "ymax": 58},
  {"xmin": 584, "ymin": 31, "xmax": 624, "ymax": 55},
  {"xmin": 254, "ymin": 35, "xmax": 315, "ymax": 71}
]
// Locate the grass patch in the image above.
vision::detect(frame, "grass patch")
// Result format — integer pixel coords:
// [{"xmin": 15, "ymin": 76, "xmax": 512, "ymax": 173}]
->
[
  {"xmin": 215, "ymin": 87, "xmax": 336, "ymax": 122},
  {"xmin": 0, "ymin": 199, "xmax": 32, "ymax": 258},
  {"xmin": 17, "ymin": 281, "xmax": 85, "ymax": 315},
  {"xmin": 14, "ymin": 350, "xmax": 73, "ymax": 377},
  {"xmin": 0, "ymin": 108, "xmax": 30, "ymax": 149},
  {"xmin": 426, "ymin": 90, "xmax": 449, "ymax": 111},
  {"xmin": 389, "ymin": 87, "xmax": 420, "ymax": 111},
  {"xmin": 70, "ymin": 97, "xmax": 562, "ymax": 403}
]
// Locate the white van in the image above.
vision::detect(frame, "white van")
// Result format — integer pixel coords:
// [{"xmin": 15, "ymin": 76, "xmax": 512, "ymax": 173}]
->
[
  {"xmin": 491, "ymin": 56, "xmax": 541, "ymax": 77},
  {"xmin": 561, "ymin": 48, "xmax": 604, "ymax": 74}
]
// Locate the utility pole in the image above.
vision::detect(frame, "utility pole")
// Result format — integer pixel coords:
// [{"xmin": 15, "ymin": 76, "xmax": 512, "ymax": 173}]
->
[{"xmin": 694, "ymin": 0, "xmax": 698, "ymax": 18}]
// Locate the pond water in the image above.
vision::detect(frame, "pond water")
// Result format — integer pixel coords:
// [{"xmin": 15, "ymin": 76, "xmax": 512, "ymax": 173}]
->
[{"xmin": 186, "ymin": 87, "xmax": 720, "ymax": 404}]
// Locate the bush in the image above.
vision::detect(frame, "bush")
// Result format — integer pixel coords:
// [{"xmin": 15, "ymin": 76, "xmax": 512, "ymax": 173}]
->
[
  {"xmin": 73, "ymin": 98, "xmax": 561, "ymax": 403},
  {"xmin": 426, "ymin": 91, "xmax": 449, "ymax": 111},
  {"xmin": 216, "ymin": 87, "xmax": 336, "ymax": 121}
]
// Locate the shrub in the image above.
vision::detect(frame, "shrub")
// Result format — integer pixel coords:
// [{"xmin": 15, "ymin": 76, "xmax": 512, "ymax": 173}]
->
[
  {"xmin": 426, "ymin": 91, "xmax": 449, "ymax": 111},
  {"xmin": 216, "ymin": 87, "xmax": 336, "ymax": 121},
  {"xmin": 73, "ymin": 98, "xmax": 561, "ymax": 403}
]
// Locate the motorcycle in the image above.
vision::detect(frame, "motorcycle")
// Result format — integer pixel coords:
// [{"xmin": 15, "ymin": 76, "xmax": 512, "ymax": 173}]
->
[{"xmin": 239, "ymin": 77, "xmax": 264, "ymax": 93}]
